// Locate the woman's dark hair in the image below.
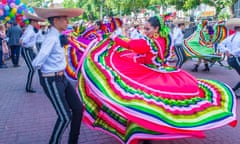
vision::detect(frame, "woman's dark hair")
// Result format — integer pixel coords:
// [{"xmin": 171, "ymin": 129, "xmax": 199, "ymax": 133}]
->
[
  {"xmin": 147, "ymin": 16, "xmax": 160, "ymax": 30},
  {"xmin": 95, "ymin": 20, "xmax": 102, "ymax": 27}
]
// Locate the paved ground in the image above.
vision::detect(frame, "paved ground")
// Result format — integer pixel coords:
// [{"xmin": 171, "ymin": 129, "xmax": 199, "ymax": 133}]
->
[{"xmin": 0, "ymin": 57, "xmax": 240, "ymax": 144}]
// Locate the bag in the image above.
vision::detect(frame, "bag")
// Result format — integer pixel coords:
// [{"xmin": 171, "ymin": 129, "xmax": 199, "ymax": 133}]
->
[
  {"xmin": 2, "ymin": 41, "xmax": 8, "ymax": 54},
  {"xmin": 0, "ymin": 31, "xmax": 8, "ymax": 54}
]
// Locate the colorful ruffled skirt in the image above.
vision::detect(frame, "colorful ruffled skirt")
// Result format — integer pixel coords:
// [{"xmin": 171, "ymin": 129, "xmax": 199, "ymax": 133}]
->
[
  {"xmin": 76, "ymin": 39, "xmax": 236, "ymax": 144},
  {"xmin": 183, "ymin": 32, "xmax": 221, "ymax": 61},
  {"xmin": 64, "ymin": 37, "xmax": 91, "ymax": 80}
]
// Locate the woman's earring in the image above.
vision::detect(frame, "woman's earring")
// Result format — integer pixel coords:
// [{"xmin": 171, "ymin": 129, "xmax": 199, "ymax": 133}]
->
[{"xmin": 153, "ymin": 33, "xmax": 159, "ymax": 38}]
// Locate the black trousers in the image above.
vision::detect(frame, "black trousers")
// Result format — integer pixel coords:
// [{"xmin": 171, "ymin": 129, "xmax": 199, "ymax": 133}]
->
[
  {"xmin": 39, "ymin": 74, "xmax": 83, "ymax": 144},
  {"xmin": 175, "ymin": 45, "xmax": 187, "ymax": 68},
  {"xmin": 228, "ymin": 56, "xmax": 240, "ymax": 90},
  {"xmin": 21, "ymin": 48, "xmax": 35, "ymax": 90},
  {"xmin": 10, "ymin": 45, "xmax": 21, "ymax": 65},
  {"xmin": 0, "ymin": 49, "xmax": 3, "ymax": 65},
  {"xmin": 36, "ymin": 42, "xmax": 42, "ymax": 52}
]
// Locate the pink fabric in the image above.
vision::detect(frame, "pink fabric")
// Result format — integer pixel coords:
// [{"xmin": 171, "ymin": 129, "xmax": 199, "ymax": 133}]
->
[
  {"xmin": 114, "ymin": 36, "xmax": 167, "ymax": 65},
  {"xmin": 91, "ymin": 43, "xmax": 199, "ymax": 95}
]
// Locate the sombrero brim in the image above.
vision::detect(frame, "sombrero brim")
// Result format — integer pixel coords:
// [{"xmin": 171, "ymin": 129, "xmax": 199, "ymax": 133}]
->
[
  {"xmin": 225, "ymin": 18, "xmax": 240, "ymax": 28},
  {"xmin": 33, "ymin": 7, "xmax": 84, "ymax": 19},
  {"xmin": 25, "ymin": 12, "xmax": 45, "ymax": 22}
]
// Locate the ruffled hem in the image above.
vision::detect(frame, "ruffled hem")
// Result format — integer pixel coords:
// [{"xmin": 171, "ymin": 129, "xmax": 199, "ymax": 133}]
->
[{"xmin": 76, "ymin": 38, "xmax": 237, "ymax": 143}]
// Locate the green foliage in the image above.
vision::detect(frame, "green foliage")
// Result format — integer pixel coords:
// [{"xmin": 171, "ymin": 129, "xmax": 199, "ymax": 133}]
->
[
  {"xmin": 218, "ymin": 11, "xmax": 231, "ymax": 20},
  {"xmin": 22, "ymin": 0, "xmax": 45, "ymax": 7},
  {"xmin": 59, "ymin": 0, "xmax": 238, "ymax": 21}
]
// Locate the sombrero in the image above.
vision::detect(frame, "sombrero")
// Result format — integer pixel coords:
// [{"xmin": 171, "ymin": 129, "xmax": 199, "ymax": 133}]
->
[
  {"xmin": 33, "ymin": 3, "xmax": 84, "ymax": 19},
  {"xmin": 25, "ymin": 12, "xmax": 45, "ymax": 22},
  {"xmin": 225, "ymin": 18, "xmax": 240, "ymax": 28}
]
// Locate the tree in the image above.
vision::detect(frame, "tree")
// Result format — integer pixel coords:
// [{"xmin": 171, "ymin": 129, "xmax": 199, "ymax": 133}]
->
[
  {"xmin": 21, "ymin": 0, "xmax": 44, "ymax": 7},
  {"xmin": 168, "ymin": 0, "xmax": 237, "ymax": 18},
  {"xmin": 60, "ymin": 0, "xmax": 238, "ymax": 21}
]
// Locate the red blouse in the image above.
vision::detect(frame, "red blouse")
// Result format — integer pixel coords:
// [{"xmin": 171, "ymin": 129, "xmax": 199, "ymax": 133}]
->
[{"xmin": 114, "ymin": 36, "xmax": 167, "ymax": 66}]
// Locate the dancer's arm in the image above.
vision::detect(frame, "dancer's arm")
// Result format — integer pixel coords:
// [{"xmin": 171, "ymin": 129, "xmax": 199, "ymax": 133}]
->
[{"xmin": 111, "ymin": 35, "xmax": 150, "ymax": 54}]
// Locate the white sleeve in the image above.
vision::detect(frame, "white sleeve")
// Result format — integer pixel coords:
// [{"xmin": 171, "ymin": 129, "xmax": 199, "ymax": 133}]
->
[
  {"xmin": 217, "ymin": 36, "xmax": 231, "ymax": 53},
  {"xmin": 173, "ymin": 28, "xmax": 180, "ymax": 41},
  {"xmin": 32, "ymin": 37, "xmax": 56, "ymax": 69},
  {"xmin": 21, "ymin": 30, "xmax": 33, "ymax": 46}
]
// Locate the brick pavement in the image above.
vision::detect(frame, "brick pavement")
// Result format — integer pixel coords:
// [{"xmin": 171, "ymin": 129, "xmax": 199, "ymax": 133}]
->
[{"xmin": 0, "ymin": 58, "xmax": 240, "ymax": 144}]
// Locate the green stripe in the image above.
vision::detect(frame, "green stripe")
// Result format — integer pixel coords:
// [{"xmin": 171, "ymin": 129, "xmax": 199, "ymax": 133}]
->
[{"xmin": 80, "ymin": 41, "xmax": 234, "ymax": 127}]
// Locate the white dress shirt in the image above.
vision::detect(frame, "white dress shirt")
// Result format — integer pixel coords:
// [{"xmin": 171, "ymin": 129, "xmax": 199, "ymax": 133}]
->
[
  {"xmin": 129, "ymin": 28, "xmax": 143, "ymax": 39},
  {"xmin": 21, "ymin": 25, "xmax": 37, "ymax": 48},
  {"xmin": 32, "ymin": 27, "xmax": 66, "ymax": 74},
  {"xmin": 218, "ymin": 32, "xmax": 240, "ymax": 56},
  {"xmin": 173, "ymin": 27, "xmax": 184, "ymax": 45},
  {"xmin": 36, "ymin": 30, "xmax": 46, "ymax": 43}
]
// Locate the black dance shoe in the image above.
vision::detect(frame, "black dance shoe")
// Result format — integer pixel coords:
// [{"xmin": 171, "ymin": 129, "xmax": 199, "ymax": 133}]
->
[{"xmin": 26, "ymin": 88, "xmax": 36, "ymax": 93}]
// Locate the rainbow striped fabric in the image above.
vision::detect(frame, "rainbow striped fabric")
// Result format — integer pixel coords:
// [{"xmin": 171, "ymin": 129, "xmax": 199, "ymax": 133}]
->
[
  {"xmin": 183, "ymin": 23, "xmax": 227, "ymax": 61},
  {"xmin": 64, "ymin": 17, "xmax": 123, "ymax": 80},
  {"xmin": 76, "ymin": 38, "xmax": 237, "ymax": 144}
]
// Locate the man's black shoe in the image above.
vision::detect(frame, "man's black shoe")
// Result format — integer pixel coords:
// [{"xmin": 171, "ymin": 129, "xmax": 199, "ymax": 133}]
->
[
  {"xmin": 26, "ymin": 89, "xmax": 36, "ymax": 93},
  {"xmin": 0, "ymin": 64, "xmax": 8, "ymax": 68},
  {"xmin": 13, "ymin": 64, "xmax": 20, "ymax": 67}
]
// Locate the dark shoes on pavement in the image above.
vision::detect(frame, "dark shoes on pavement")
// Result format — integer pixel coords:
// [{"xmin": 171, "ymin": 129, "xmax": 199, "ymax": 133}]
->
[
  {"xmin": 13, "ymin": 64, "xmax": 20, "ymax": 67},
  {"xmin": 191, "ymin": 64, "xmax": 198, "ymax": 72},
  {"xmin": 0, "ymin": 64, "xmax": 8, "ymax": 68},
  {"xmin": 0, "ymin": 64, "xmax": 20, "ymax": 68},
  {"xmin": 26, "ymin": 88, "xmax": 36, "ymax": 93}
]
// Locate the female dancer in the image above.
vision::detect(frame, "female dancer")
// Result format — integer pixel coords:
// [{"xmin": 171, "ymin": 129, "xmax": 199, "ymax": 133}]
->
[{"xmin": 77, "ymin": 15, "xmax": 236, "ymax": 144}]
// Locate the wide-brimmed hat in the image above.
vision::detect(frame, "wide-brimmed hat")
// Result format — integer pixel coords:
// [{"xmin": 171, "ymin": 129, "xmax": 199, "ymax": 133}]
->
[
  {"xmin": 25, "ymin": 12, "xmax": 45, "ymax": 22},
  {"xmin": 33, "ymin": 3, "xmax": 84, "ymax": 19},
  {"xmin": 225, "ymin": 18, "xmax": 240, "ymax": 28}
]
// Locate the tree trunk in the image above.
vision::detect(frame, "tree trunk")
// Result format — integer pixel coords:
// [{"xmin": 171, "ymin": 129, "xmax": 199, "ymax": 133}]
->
[{"xmin": 230, "ymin": 4, "xmax": 235, "ymax": 18}]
